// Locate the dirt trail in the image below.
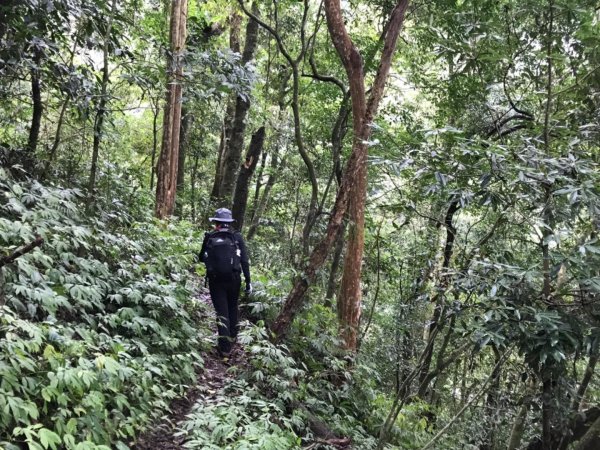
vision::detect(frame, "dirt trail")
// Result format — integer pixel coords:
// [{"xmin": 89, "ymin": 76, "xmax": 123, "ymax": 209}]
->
[
  {"xmin": 132, "ymin": 348, "xmax": 245, "ymax": 450},
  {"xmin": 132, "ymin": 283, "xmax": 246, "ymax": 450}
]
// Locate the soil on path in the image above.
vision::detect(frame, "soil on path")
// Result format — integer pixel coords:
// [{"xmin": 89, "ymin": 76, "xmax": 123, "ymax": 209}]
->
[{"xmin": 132, "ymin": 283, "xmax": 246, "ymax": 450}]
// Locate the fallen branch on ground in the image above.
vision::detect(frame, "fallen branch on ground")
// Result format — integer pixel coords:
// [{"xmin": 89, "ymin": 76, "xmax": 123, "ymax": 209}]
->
[{"xmin": 0, "ymin": 235, "xmax": 44, "ymax": 269}]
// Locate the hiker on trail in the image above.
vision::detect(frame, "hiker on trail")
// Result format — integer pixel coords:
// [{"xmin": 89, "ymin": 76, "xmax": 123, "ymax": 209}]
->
[{"xmin": 200, "ymin": 208, "xmax": 251, "ymax": 356}]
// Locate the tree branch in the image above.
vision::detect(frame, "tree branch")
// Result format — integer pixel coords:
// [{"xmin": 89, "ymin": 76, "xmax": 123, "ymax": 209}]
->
[
  {"xmin": 0, "ymin": 235, "xmax": 44, "ymax": 269},
  {"xmin": 365, "ymin": 0, "xmax": 410, "ymax": 122}
]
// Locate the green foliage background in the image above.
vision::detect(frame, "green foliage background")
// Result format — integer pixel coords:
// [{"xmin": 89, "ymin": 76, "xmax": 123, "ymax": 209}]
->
[{"xmin": 1, "ymin": 0, "xmax": 600, "ymax": 448}]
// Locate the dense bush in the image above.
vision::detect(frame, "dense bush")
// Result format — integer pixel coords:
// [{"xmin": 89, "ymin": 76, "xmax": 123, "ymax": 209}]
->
[{"xmin": 0, "ymin": 169, "xmax": 209, "ymax": 449}]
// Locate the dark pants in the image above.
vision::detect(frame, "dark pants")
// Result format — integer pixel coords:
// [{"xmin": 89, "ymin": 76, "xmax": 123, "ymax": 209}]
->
[{"xmin": 208, "ymin": 273, "xmax": 241, "ymax": 353}]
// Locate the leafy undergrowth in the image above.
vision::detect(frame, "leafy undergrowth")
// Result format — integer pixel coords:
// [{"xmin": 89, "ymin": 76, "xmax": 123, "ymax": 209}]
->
[
  {"xmin": 176, "ymin": 313, "xmax": 397, "ymax": 450},
  {"xmin": 0, "ymin": 171, "xmax": 428, "ymax": 450},
  {"xmin": 0, "ymin": 170, "xmax": 212, "ymax": 449}
]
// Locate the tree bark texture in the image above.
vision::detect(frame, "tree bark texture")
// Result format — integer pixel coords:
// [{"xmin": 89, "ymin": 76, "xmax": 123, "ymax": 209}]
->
[
  {"xmin": 231, "ymin": 126, "xmax": 265, "ymax": 230},
  {"xmin": 155, "ymin": 0, "xmax": 188, "ymax": 219},
  {"xmin": 329, "ymin": 0, "xmax": 410, "ymax": 350},
  {"xmin": 177, "ymin": 109, "xmax": 192, "ymax": 193},
  {"xmin": 271, "ymin": 0, "xmax": 409, "ymax": 343},
  {"xmin": 175, "ymin": 108, "xmax": 192, "ymax": 215},
  {"xmin": 573, "ymin": 415, "xmax": 600, "ymax": 450},
  {"xmin": 218, "ymin": 3, "xmax": 260, "ymax": 205},
  {"xmin": 26, "ymin": 49, "xmax": 43, "ymax": 172},
  {"xmin": 210, "ymin": 115, "xmax": 231, "ymax": 202},
  {"xmin": 507, "ymin": 399, "xmax": 531, "ymax": 450}
]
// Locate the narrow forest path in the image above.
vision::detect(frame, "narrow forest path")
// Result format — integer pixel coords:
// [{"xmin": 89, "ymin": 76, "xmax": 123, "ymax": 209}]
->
[{"xmin": 132, "ymin": 284, "xmax": 248, "ymax": 450}]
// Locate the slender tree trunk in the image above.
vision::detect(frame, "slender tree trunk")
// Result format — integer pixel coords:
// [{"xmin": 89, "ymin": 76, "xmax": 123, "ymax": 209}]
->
[
  {"xmin": 247, "ymin": 146, "xmax": 282, "ymax": 240},
  {"xmin": 44, "ymin": 97, "xmax": 69, "ymax": 175},
  {"xmin": 573, "ymin": 416, "xmax": 600, "ymax": 450},
  {"xmin": 26, "ymin": 49, "xmax": 43, "ymax": 172},
  {"xmin": 210, "ymin": 120, "xmax": 229, "ymax": 201},
  {"xmin": 231, "ymin": 126, "xmax": 266, "ymax": 230},
  {"xmin": 44, "ymin": 34, "xmax": 79, "ymax": 176},
  {"xmin": 175, "ymin": 108, "xmax": 192, "ymax": 216},
  {"xmin": 417, "ymin": 200, "xmax": 459, "ymax": 389},
  {"xmin": 210, "ymin": 13, "xmax": 241, "ymax": 204},
  {"xmin": 325, "ymin": 223, "xmax": 345, "ymax": 306},
  {"xmin": 247, "ymin": 98, "xmax": 287, "ymax": 239},
  {"xmin": 190, "ymin": 152, "xmax": 200, "ymax": 222},
  {"xmin": 271, "ymin": 0, "xmax": 409, "ymax": 341},
  {"xmin": 324, "ymin": 95, "xmax": 350, "ymax": 306},
  {"xmin": 88, "ymin": 0, "xmax": 117, "ymax": 202},
  {"xmin": 218, "ymin": 3, "xmax": 260, "ymax": 205},
  {"xmin": 481, "ymin": 345, "xmax": 503, "ymax": 450},
  {"xmin": 541, "ymin": 4, "xmax": 561, "ymax": 448},
  {"xmin": 248, "ymin": 141, "xmax": 268, "ymax": 220},
  {"xmin": 236, "ymin": 0, "xmax": 318, "ymax": 255},
  {"xmin": 554, "ymin": 344, "xmax": 599, "ymax": 450},
  {"xmin": 572, "ymin": 347, "xmax": 599, "ymax": 414},
  {"xmin": 155, "ymin": 0, "xmax": 188, "ymax": 219},
  {"xmin": 150, "ymin": 97, "xmax": 160, "ymax": 190},
  {"xmin": 507, "ymin": 400, "xmax": 531, "ymax": 450}
]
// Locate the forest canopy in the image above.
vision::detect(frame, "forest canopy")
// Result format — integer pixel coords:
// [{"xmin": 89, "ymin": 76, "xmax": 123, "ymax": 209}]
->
[{"xmin": 1, "ymin": 0, "xmax": 600, "ymax": 449}]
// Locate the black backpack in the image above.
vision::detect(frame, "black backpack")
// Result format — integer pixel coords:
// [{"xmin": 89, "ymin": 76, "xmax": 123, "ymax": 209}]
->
[{"xmin": 203, "ymin": 230, "xmax": 241, "ymax": 280}]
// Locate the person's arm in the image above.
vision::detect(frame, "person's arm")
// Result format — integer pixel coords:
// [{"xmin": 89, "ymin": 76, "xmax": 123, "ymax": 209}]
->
[
  {"xmin": 236, "ymin": 233, "xmax": 251, "ymax": 291},
  {"xmin": 199, "ymin": 232, "xmax": 210, "ymax": 262}
]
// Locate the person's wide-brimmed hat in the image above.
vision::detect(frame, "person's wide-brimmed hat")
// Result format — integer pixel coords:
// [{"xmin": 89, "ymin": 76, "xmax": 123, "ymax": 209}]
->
[{"xmin": 209, "ymin": 208, "xmax": 235, "ymax": 223}]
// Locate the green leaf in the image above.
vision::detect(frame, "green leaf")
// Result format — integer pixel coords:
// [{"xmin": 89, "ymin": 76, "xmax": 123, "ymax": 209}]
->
[{"xmin": 38, "ymin": 428, "xmax": 61, "ymax": 450}]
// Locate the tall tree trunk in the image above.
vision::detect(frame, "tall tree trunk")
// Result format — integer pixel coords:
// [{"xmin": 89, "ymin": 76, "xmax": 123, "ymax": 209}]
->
[
  {"xmin": 556, "ymin": 343, "xmax": 599, "ymax": 450},
  {"xmin": 271, "ymin": 0, "xmax": 410, "ymax": 341},
  {"xmin": 247, "ymin": 145, "xmax": 282, "ymax": 240},
  {"xmin": 175, "ymin": 108, "xmax": 192, "ymax": 216},
  {"xmin": 88, "ymin": 0, "xmax": 117, "ymax": 202},
  {"xmin": 480, "ymin": 345, "xmax": 503, "ymax": 450},
  {"xmin": 248, "ymin": 141, "xmax": 268, "ymax": 220},
  {"xmin": 236, "ymin": 0, "xmax": 318, "ymax": 255},
  {"xmin": 507, "ymin": 397, "xmax": 532, "ymax": 450},
  {"xmin": 190, "ymin": 152, "xmax": 200, "ymax": 222},
  {"xmin": 417, "ymin": 200, "xmax": 459, "ymax": 390},
  {"xmin": 44, "ymin": 33, "xmax": 79, "ymax": 177},
  {"xmin": 329, "ymin": 0, "xmax": 410, "ymax": 350},
  {"xmin": 155, "ymin": 0, "xmax": 188, "ymax": 219},
  {"xmin": 26, "ymin": 49, "xmax": 43, "ymax": 173},
  {"xmin": 247, "ymin": 95, "xmax": 287, "ymax": 240},
  {"xmin": 325, "ymin": 223, "xmax": 345, "ymax": 306},
  {"xmin": 210, "ymin": 115, "xmax": 230, "ymax": 202},
  {"xmin": 210, "ymin": 13, "xmax": 241, "ymax": 205},
  {"xmin": 231, "ymin": 126, "xmax": 266, "ymax": 230},
  {"xmin": 574, "ymin": 416, "xmax": 600, "ymax": 450},
  {"xmin": 324, "ymin": 95, "xmax": 350, "ymax": 306},
  {"xmin": 218, "ymin": 3, "xmax": 260, "ymax": 205},
  {"xmin": 44, "ymin": 97, "xmax": 69, "ymax": 176},
  {"xmin": 150, "ymin": 97, "xmax": 160, "ymax": 190}
]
